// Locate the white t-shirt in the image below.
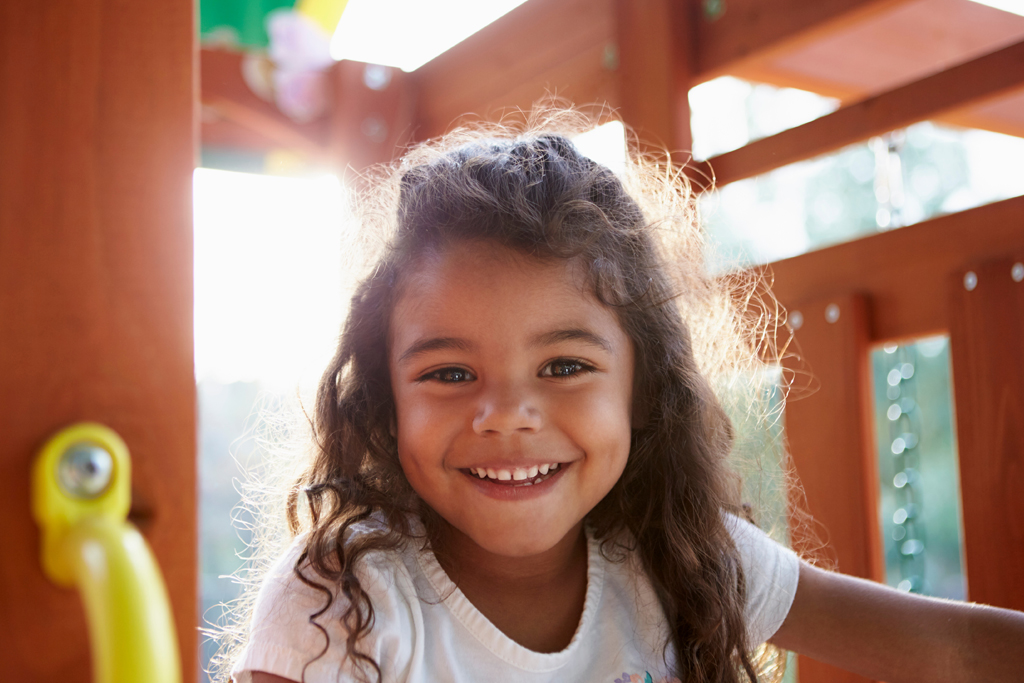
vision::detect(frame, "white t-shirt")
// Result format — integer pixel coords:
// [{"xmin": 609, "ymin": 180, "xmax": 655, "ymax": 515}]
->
[{"xmin": 233, "ymin": 515, "xmax": 799, "ymax": 683}]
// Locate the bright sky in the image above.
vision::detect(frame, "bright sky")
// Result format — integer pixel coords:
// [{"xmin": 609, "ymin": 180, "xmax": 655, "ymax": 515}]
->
[
  {"xmin": 967, "ymin": 0, "xmax": 1024, "ymax": 16},
  {"xmin": 193, "ymin": 169, "xmax": 349, "ymax": 391},
  {"xmin": 330, "ymin": 0, "xmax": 530, "ymax": 71}
]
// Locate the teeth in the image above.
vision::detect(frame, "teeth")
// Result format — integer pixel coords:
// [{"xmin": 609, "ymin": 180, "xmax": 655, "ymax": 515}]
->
[{"xmin": 470, "ymin": 464, "xmax": 562, "ymax": 481}]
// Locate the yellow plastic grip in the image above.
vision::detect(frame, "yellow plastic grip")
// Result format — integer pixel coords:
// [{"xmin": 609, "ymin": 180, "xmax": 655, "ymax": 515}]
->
[{"xmin": 32, "ymin": 422, "xmax": 182, "ymax": 683}]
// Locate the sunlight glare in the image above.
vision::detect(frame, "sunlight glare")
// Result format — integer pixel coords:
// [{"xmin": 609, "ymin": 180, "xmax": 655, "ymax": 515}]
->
[
  {"xmin": 967, "ymin": 0, "xmax": 1024, "ymax": 17},
  {"xmin": 193, "ymin": 169, "xmax": 349, "ymax": 392},
  {"xmin": 330, "ymin": 0, "xmax": 530, "ymax": 72}
]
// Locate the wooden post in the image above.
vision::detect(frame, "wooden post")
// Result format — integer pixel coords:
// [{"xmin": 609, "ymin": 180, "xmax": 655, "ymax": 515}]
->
[
  {"xmin": 948, "ymin": 258, "xmax": 1024, "ymax": 611},
  {"xmin": 329, "ymin": 61, "xmax": 416, "ymax": 176},
  {"xmin": 0, "ymin": 2, "xmax": 197, "ymax": 680},
  {"xmin": 782, "ymin": 293, "xmax": 883, "ymax": 683},
  {"xmin": 614, "ymin": 0, "xmax": 696, "ymax": 158}
]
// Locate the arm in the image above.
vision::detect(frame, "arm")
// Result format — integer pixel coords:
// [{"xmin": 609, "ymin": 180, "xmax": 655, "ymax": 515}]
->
[{"xmin": 771, "ymin": 561, "xmax": 1024, "ymax": 683}]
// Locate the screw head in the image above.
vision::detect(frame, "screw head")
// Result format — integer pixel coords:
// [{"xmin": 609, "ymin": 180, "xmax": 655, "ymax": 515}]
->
[
  {"xmin": 964, "ymin": 271, "xmax": 978, "ymax": 291},
  {"xmin": 825, "ymin": 303, "xmax": 840, "ymax": 323},
  {"xmin": 789, "ymin": 310, "xmax": 804, "ymax": 330},
  {"xmin": 1012, "ymin": 262, "xmax": 1024, "ymax": 283},
  {"xmin": 57, "ymin": 443, "xmax": 113, "ymax": 499}
]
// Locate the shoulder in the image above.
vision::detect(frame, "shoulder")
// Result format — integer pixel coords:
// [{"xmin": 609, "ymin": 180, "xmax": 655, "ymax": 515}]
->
[
  {"xmin": 722, "ymin": 512, "xmax": 801, "ymax": 644},
  {"xmin": 232, "ymin": 521, "xmax": 422, "ymax": 683}
]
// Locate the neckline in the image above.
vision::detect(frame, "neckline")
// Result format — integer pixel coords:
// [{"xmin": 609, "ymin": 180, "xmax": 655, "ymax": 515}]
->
[{"xmin": 414, "ymin": 526, "xmax": 606, "ymax": 673}]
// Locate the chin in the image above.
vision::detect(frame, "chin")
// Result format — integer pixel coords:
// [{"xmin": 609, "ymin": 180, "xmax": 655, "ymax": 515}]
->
[{"xmin": 465, "ymin": 523, "xmax": 579, "ymax": 559}]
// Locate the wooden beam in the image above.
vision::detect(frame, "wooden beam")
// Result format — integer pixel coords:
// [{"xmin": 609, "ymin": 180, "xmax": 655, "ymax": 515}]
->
[
  {"xmin": 766, "ymin": 194, "xmax": 1024, "ymax": 342},
  {"xmin": 947, "ymin": 258, "xmax": 1024, "ymax": 611},
  {"xmin": 783, "ymin": 293, "xmax": 881, "ymax": 683},
  {"xmin": 614, "ymin": 0, "xmax": 695, "ymax": 156},
  {"xmin": 0, "ymin": 1, "xmax": 196, "ymax": 681},
  {"xmin": 412, "ymin": 0, "xmax": 616, "ymax": 140},
  {"xmin": 698, "ymin": 39, "xmax": 1024, "ymax": 188},
  {"xmin": 693, "ymin": 0, "xmax": 910, "ymax": 81},
  {"xmin": 200, "ymin": 47, "xmax": 330, "ymax": 155},
  {"xmin": 329, "ymin": 61, "xmax": 417, "ymax": 174}
]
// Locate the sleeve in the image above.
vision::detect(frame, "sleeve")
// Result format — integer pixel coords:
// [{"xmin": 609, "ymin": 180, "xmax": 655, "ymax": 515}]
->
[
  {"xmin": 723, "ymin": 513, "xmax": 801, "ymax": 645},
  {"xmin": 231, "ymin": 539, "xmax": 419, "ymax": 683}
]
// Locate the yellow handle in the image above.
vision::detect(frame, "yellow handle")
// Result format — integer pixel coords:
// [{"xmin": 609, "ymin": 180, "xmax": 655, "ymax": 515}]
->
[{"xmin": 32, "ymin": 422, "xmax": 182, "ymax": 683}]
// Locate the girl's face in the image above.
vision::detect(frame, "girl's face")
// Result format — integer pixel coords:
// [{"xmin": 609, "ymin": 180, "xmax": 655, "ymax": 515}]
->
[{"xmin": 389, "ymin": 241, "xmax": 634, "ymax": 560}]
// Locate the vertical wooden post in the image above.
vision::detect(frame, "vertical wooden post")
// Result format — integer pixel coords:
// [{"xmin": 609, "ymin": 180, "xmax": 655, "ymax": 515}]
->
[
  {"xmin": 782, "ymin": 293, "xmax": 883, "ymax": 683},
  {"xmin": 614, "ymin": 0, "xmax": 696, "ymax": 157},
  {"xmin": 948, "ymin": 258, "xmax": 1024, "ymax": 611},
  {"xmin": 329, "ymin": 61, "xmax": 417, "ymax": 176},
  {"xmin": 0, "ymin": 2, "xmax": 197, "ymax": 681}
]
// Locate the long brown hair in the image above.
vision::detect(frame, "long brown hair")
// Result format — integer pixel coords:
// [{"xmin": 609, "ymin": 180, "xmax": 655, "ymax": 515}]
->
[{"xmin": 276, "ymin": 111, "xmax": 787, "ymax": 683}]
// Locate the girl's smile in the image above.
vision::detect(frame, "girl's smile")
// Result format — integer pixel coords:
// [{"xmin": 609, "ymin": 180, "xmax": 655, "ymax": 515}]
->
[{"xmin": 389, "ymin": 240, "xmax": 635, "ymax": 560}]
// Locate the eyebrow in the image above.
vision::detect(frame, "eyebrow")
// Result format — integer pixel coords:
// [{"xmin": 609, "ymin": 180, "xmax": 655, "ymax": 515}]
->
[
  {"xmin": 397, "ymin": 336, "xmax": 476, "ymax": 364},
  {"xmin": 530, "ymin": 328, "xmax": 613, "ymax": 352}
]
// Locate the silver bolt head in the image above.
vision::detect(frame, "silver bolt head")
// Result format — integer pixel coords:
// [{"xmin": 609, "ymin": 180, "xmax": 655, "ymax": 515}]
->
[
  {"xmin": 825, "ymin": 303, "xmax": 840, "ymax": 323},
  {"xmin": 964, "ymin": 271, "xmax": 978, "ymax": 291},
  {"xmin": 58, "ymin": 443, "xmax": 114, "ymax": 499},
  {"xmin": 1012, "ymin": 262, "xmax": 1024, "ymax": 283},
  {"xmin": 789, "ymin": 310, "xmax": 804, "ymax": 330}
]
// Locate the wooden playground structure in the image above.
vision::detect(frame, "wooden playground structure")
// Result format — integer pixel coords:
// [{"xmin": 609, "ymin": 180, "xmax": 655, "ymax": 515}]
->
[{"xmin": 2, "ymin": 1, "xmax": 1023, "ymax": 680}]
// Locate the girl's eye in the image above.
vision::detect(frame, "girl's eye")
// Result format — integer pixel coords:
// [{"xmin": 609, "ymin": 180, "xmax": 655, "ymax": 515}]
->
[
  {"xmin": 420, "ymin": 367, "xmax": 474, "ymax": 383},
  {"xmin": 541, "ymin": 359, "xmax": 594, "ymax": 378}
]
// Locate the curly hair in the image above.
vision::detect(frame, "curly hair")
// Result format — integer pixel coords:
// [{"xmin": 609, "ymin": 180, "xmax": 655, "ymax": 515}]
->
[{"xmin": 251, "ymin": 111, "xmax": 789, "ymax": 683}]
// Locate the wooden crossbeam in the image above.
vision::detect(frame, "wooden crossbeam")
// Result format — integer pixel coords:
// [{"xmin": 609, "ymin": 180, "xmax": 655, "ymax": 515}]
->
[
  {"xmin": 411, "ymin": 0, "xmax": 617, "ymax": 140},
  {"xmin": 765, "ymin": 194, "xmax": 1024, "ymax": 342},
  {"xmin": 693, "ymin": 0, "xmax": 911, "ymax": 81},
  {"xmin": 696, "ymin": 39, "xmax": 1024, "ymax": 189}
]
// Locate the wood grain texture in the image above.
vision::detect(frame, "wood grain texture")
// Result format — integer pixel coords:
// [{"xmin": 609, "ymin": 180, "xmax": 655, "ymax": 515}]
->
[
  {"xmin": 948, "ymin": 258, "xmax": 1024, "ymax": 610},
  {"xmin": 330, "ymin": 61, "xmax": 417, "ymax": 174},
  {"xmin": 698, "ymin": 39, "xmax": 1024, "ymax": 188},
  {"xmin": 694, "ymin": 0, "xmax": 910, "ymax": 80},
  {"xmin": 411, "ymin": 0, "xmax": 616, "ymax": 139},
  {"xmin": 782, "ymin": 294, "xmax": 882, "ymax": 683},
  {"xmin": 766, "ymin": 194, "xmax": 1024, "ymax": 343},
  {"xmin": 614, "ymin": 0, "xmax": 695, "ymax": 157},
  {"xmin": 0, "ymin": 1, "xmax": 197, "ymax": 680}
]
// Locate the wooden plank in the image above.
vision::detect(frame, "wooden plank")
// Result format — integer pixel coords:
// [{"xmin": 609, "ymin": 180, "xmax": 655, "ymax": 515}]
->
[
  {"xmin": 782, "ymin": 293, "xmax": 882, "ymax": 683},
  {"xmin": 694, "ymin": 0, "xmax": 910, "ymax": 81},
  {"xmin": 200, "ymin": 47, "xmax": 330, "ymax": 154},
  {"xmin": 698, "ymin": 39, "xmax": 1024, "ymax": 188},
  {"xmin": 412, "ymin": 0, "xmax": 615, "ymax": 139},
  {"xmin": 765, "ymin": 195, "xmax": 1024, "ymax": 343},
  {"xmin": 329, "ymin": 61, "xmax": 417, "ymax": 174},
  {"xmin": 947, "ymin": 258, "xmax": 1024, "ymax": 610},
  {"xmin": 614, "ymin": 0, "xmax": 695, "ymax": 156},
  {"xmin": 0, "ymin": 2, "xmax": 197, "ymax": 681}
]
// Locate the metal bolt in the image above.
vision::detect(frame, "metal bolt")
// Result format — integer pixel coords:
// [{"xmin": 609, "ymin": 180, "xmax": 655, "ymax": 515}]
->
[
  {"xmin": 789, "ymin": 310, "xmax": 803, "ymax": 330},
  {"xmin": 703, "ymin": 0, "xmax": 726, "ymax": 21},
  {"xmin": 825, "ymin": 303, "xmax": 840, "ymax": 323},
  {"xmin": 57, "ymin": 443, "xmax": 113, "ymax": 499},
  {"xmin": 1012, "ymin": 262, "xmax": 1024, "ymax": 282},
  {"xmin": 963, "ymin": 271, "xmax": 977, "ymax": 291},
  {"xmin": 362, "ymin": 64, "xmax": 391, "ymax": 91}
]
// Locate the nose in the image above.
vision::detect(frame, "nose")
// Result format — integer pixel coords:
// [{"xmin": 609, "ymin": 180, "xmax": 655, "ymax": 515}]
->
[{"xmin": 472, "ymin": 380, "xmax": 543, "ymax": 435}]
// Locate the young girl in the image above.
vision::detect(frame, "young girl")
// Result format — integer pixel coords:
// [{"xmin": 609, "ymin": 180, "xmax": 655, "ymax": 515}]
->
[{"xmin": 225, "ymin": 115, "xmax": 1024, "ymax": 683}]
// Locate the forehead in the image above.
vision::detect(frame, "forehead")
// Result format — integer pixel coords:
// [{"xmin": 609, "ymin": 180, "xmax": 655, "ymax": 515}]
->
[{"xmin": 390, "ymin": 242, "xmax": 629, "ymax": 349}]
